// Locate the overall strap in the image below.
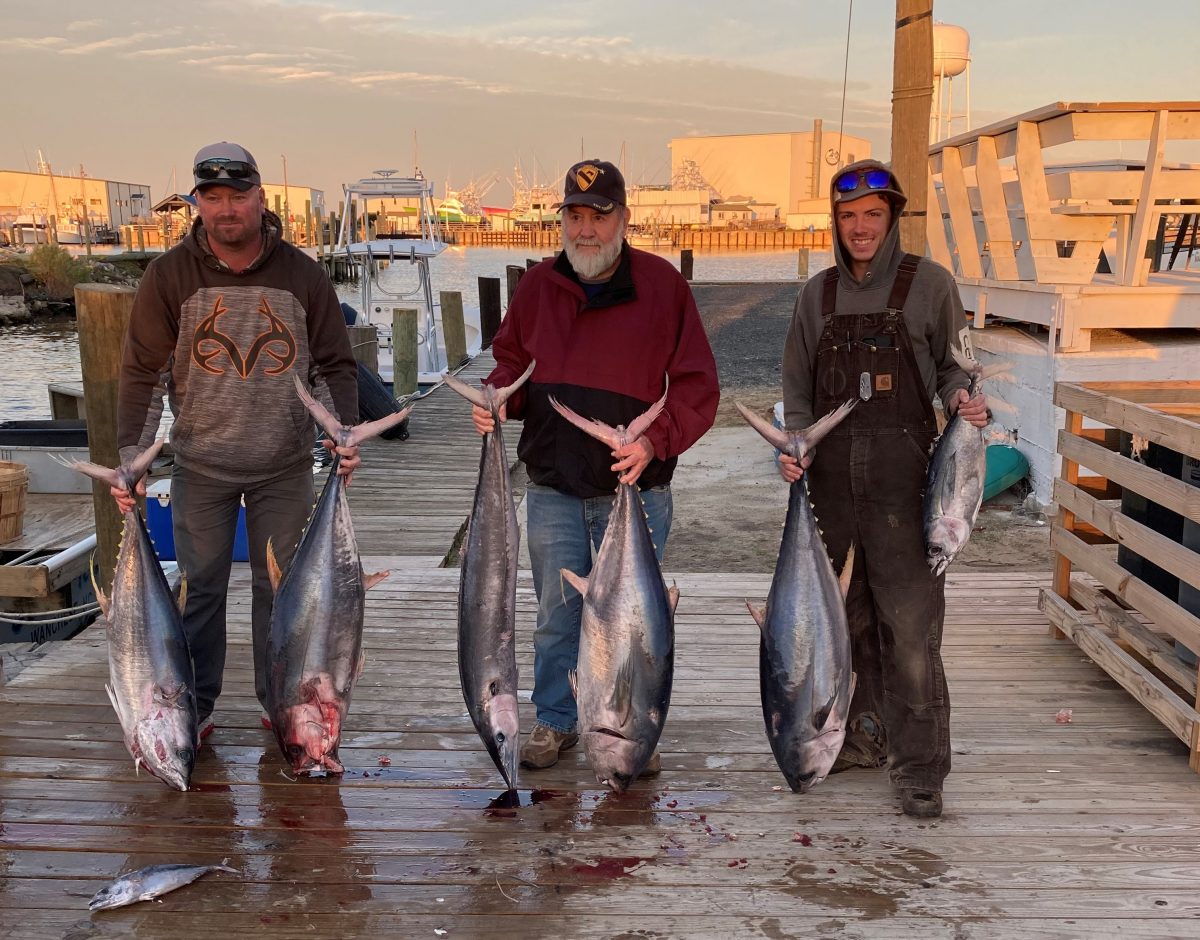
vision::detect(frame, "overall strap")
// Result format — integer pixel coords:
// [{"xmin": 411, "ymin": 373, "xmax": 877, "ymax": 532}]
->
[
  {"xmin": 884, "ymin": 253, "xmax": 922, "ymax": 314},
  {"xmin": 820, "ymin": 266, "xmax": 840, "ymax": 320}
]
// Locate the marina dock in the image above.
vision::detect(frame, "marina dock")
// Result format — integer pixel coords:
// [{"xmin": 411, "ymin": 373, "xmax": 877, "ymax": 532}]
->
[{"xmin": 3, "ymin": 354, "xmax": 1200, "ymax": 937}]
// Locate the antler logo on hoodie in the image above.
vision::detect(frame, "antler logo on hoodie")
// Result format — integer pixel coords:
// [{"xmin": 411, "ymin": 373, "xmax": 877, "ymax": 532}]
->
[{"xmin": 193, "ymin": 295, "xmax": 297, "ymax": 378}]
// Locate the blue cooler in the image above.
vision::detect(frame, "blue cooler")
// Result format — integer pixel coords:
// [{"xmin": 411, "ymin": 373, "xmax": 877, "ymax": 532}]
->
[{"xmin": 145, "ymin": 479, "xmax": 250, "ymax": 562}]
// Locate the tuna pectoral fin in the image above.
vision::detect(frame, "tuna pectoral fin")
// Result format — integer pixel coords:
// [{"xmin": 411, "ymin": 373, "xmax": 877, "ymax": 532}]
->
[
  {"xmin": 90, "ymin": 553, "xmax": 109, "ymax": 620},
  {"xmin": 266, "ymin": 538, "xmax": 282, "ymax": 593},
  {"xmin": 105, "ymin": 684, "xmax": 131, "ymax": 729},
  {"xmin": 364, "ymin": 569, "xmax": 390, "ymax": 590},
  {"xmin": 608, "ymin": 656, "xmax": 635, "ymax": 727},
  {"xmin": 356, "ymin": 650, "xmax": 366, "ymax": 681},
  {"xmin": 568, "ymin": 669, "xmax": 578, "ymax": 701},
  {"xmin": 560, "ymin": 569, "xmax": 589, "ymax": 598},
  {"xmin": 745, "ymin": 600, "xmax": 768, "ymax": 634},
  {"xmin": 839, "ymin": 544, "xmax": 856, "ymax": 601},
  {"xmin": 667, "ymin": 582, "xmax": 680, "ymax": 615}
]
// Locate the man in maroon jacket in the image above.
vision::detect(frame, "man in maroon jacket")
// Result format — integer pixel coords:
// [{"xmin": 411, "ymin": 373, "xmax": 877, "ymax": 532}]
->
[{"xmin": 471, "ymin": 159, "xmax": 719, "ymax": 771}]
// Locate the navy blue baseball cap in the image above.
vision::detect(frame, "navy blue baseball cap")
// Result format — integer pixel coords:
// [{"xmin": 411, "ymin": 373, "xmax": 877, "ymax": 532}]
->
[{"xmin": 557, "ymin": 159, "xmax": 626, "ymax": 213}]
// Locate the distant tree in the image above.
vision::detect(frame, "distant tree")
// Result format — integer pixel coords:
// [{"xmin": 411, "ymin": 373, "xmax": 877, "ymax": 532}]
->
[{"xmin": 26, "ymin": 245, "xmax": 92, "ymax": 301}]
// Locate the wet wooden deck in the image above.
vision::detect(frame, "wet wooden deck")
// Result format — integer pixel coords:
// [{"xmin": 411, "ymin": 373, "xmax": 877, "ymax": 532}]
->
[{"xmin": 4, "ymin": 361, "xmax": 1200, "ymax": 937}]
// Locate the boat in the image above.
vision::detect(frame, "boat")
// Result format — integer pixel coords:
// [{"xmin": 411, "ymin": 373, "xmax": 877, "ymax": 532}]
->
[
  {"xmin": 13, "ymin": 213, "xmax": 49, "ymax": 246},
  {"xmin": 627, "ymin": 227, "xmax": 673, "ymax": 249},
  {"xmin": 333, "ymin": 170, "xmax": 482, "ymax": 387}
]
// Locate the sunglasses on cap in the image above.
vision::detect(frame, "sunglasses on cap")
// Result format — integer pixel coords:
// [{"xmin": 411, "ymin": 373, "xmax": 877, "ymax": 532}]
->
[
  {"xmin": 833, "ymin": 167, "xmax": 894, "ymax": 194},
  {"xmin": 193, "ymin": 159, "xmax": 257, "ymax": 181}
]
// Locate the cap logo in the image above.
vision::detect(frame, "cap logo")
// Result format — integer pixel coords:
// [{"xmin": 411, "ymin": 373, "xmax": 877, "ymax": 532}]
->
[{"xmin": 574, "ymin": 164, "xmax": 601, "ymax": 191}]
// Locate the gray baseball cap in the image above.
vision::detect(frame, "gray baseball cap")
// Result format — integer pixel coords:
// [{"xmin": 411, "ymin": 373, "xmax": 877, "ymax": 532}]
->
[{"xmin": 192, "ymin": 142, "xmax": 261, "ymax": 192}]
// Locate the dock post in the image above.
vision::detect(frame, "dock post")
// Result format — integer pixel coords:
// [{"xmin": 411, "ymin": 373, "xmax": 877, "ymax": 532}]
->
[
  {"xmin": 797, "ymin": 247, "xmax": 810, "ymax": 280},
  {"xmin": 439, "ymin": 291, "xmax": 468, "ymax": 369},
  {"xmin": 315, "ymin": 208, "xmax": 325, "ymax": 258},
  {"xmin": 680, "ymin": 249, "xmax": 694, "ymax": 281},
  {"xmin": 74, "ymin": 284, "xmax": 135, "ymax": 592},
  {"xmin": 525, "ymin": 258, "xmax": 538, "ymax": 270},
  {"xmin": 478, "ymin": 277, "xmax": 501, "ymax": 348},
  {"xmin": 392, "ymin": 307, "xmax": 419, "ymax": 398},
  {"xmin": 505, "ymin": 265, "xmax": 525, "ymax": 307},
  {"xmin": 346, "ymin": 324, "xmax": 379, "ymax": 375}
]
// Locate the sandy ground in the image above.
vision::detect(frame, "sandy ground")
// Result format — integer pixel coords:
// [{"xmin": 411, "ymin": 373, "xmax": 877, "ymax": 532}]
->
[{"xmin": 513, "ymin": 280, "xmax": 1056, "ymax": 575}]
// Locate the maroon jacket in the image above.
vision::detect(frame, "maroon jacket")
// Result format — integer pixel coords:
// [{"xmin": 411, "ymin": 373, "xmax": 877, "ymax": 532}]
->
[{"xmin": 486, "ymin": 244, "xmax": 719, "ymax": 498}]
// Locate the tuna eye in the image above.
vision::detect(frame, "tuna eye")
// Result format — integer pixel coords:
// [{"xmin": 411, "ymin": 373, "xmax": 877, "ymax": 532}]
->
[
  {"xmin": 489, "ymin": 681, "xmax": 499, "ymax": 696},
  {"xmin": 287, "ymin": 745, "xmax": 304, "ymax": 758}
]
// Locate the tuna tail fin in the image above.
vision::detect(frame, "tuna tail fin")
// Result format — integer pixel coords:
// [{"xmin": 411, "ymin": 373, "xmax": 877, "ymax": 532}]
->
[
  {"xmin": 560, "ymin": 568, "xmax": 589, "ymax": 598},
  {"xmin": 495, "ymin": 359, "xmax": 537, "ymax": 409},
  {"xmin": 838, "ymin": 544, "xmax": 855, "ymax": 600},
  {"xmin": 444, "ymin": 359, "xmax": 536, "ymax": 414},
  {"xmin": 745, "ymin": 600, "xmax": 767, "ymax": 633},
  {"xmin": 734, "ymin": 401, "xmax": 790, "ymax": 452},
  {"xmin": 266, "ymin": 538, "xmax": 282, "ymax": 593},
  {"xmin": 364, "ymin": 569, "xmax": 390, "ymax": 590},
  {"xmin": 293, "ymin": 372, "xmax": 345, "ymax": 441},
  {"xmin": 549, "ymin": 377, "xmax": 669, "ymax": 450},
  {"xmin": 346, "ymin": 406, "xmax": 413, "ymax": 448},
  {"xmin": 735, "ymin": 399, "xmax": 856, "ymax": 461}
]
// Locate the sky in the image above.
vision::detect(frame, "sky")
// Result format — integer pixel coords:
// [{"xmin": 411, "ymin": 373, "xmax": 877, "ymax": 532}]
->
[{"xmin": 3, "ymin": 0, "xmax": 1198, "ymax": 205}]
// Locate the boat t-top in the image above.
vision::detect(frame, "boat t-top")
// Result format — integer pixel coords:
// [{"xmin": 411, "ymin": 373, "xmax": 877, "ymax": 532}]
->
[{"xmin": 334, "ymin": 170, "xmax": 480, "ymax": 386}]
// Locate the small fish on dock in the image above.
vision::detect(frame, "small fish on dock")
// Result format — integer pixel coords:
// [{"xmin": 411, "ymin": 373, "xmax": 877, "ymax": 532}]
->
[{"xmin": 89, "ymin": 860, "xmax": 238, "ymax": 911}]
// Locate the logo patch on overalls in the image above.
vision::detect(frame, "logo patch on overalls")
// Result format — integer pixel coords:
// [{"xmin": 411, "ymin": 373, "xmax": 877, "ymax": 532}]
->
[{"xmin": 875, "ymin": 374, "xmax": 893, "ymax": 392}]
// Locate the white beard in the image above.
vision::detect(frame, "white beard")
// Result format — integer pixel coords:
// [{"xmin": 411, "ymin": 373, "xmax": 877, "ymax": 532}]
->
[{"xmin": 563, "ymin": 223, "xmax": 625, "ymax": 280}]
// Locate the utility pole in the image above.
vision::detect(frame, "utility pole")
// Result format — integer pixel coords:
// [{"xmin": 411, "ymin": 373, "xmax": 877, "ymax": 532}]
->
[
  {"xmin": 891, "ymin": 0, "xmax": 934, "ymax": 255},
  {"xmin": 281, "ymin": 153, "xmax": 291, "ymax": 243}
]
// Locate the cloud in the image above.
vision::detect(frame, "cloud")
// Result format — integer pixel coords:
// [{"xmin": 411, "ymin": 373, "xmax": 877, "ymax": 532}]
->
[
  {"xmin": 0, "ymin": 36, "xmax": 67, "ymax": 50},
  {"xmin": 66, "ymin": 20, "xmax": 103, "ymax": 32},
  {"xmin": 126, "ymin": 43, "xmax": 238, "ymax": 58},
  {"xmin": 61, "ymin": 31, "xmax": 177, "ymax": 56}
]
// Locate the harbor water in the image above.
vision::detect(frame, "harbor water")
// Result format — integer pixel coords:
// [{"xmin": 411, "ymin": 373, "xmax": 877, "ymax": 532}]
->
[{"xmin": 0, "ymin": 247, "xmax": 828, "ymax": 419}]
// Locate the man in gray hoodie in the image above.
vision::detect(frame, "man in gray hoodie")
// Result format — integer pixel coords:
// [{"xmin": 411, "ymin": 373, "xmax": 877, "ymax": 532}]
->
[{"xmin": 779, "ymin": 159, "xmax": 988, "ymax": 818}]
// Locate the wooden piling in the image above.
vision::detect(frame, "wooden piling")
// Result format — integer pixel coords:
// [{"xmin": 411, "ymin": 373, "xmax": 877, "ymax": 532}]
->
[
  {"xmin": 680, "ymin": 249, "xmax": 694, "ymax": 281},
  {"xmin": 478, "ymin": 276, "xmax": 502, "ymax": 348},
  {"xmin": 505, "ymin": 265, "xmax": 525, "ymax": 307},
  {"xmin": 797, "ymin": 247, "xmax": 811, "ymax": 279},
  {"xmin": 74, "ymin": 284, "xmax": 135, "ymax": 592},
  {"xmin": 315, "ymin": 208, "xmax": 325, "ymax": 258},
  {"xmin": 346, "ymin": 324, "xmax": 379, "ymax": 375},
  {"xmin": 439, "ymin": 291, "xmax": 468, "ymax": 369},
  {"xmin": 392, "ymin": 307, "xmax": 419, "ymax": 397},
  {"xmin": 525, "ymin": 258, "xmax": 539, "ymax": 270}
]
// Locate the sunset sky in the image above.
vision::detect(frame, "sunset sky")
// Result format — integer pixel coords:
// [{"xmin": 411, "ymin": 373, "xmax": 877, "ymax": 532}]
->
[{"xmin": 3, "ymin": 0, "xmax": 1198, "ymax": 203}]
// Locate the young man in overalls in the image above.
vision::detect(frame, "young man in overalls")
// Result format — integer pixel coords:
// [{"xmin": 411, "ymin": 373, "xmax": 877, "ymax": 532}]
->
[{"xmin": 778, "ymin": 159, "xmax": 989, "ymax": 818}]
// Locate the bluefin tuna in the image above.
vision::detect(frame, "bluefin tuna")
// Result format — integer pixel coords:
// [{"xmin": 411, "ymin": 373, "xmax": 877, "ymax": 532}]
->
[
  {"xmin": 923, "ymin": 353, "xmax": 1010, "ymax": 576},
  {"xmin": 443, "ymin": 361, "xmax": 535, "ymax": 791},
  {"xmin": 68, "ymin": 442, "xmax": 197, "ymax": 791},
  {"xmin": 264, "ymin": 375, "xmax": 410, "ymax": 775},
  {"xmin": 736, "ymin": 399, "xmax": 858, "ymax": 793},
  {"xmin": 89, "ymin": 860, "xmax": 237, "ymax": 911},
  {"xmin": 549, "ymin": 390, "xmax": 678, "ymax": 793}
]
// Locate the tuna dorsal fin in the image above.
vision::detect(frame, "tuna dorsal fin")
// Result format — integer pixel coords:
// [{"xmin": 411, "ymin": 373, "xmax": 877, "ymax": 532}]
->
[
  {"xmin": 266, "ymin": 538, "xmax": 282, "ymax": 594},
  {"xmin": 608, "ymin": 655, "xmax": 635, "ymax": 726},
  {"xmin": 364, "ymin": 569, "xmax": 390, "ymax": 590},
  {"xmin": 745, "ymin": 600, "xmax": 767, "ymax": 633},
  {"xmin": 561, "ymin": 568, "xmax": 589, "ymax": 598},
  {"xmin": 838, "ymin": 544, "xmax": 855, "ymax": 601},
  {"xmin": 568, "ymin": 668, "xmax": 579, "ymax": 701},
  {"xmin": 667, "ymin": 582, "xmax": 680, "ymax": 615},
  {"xmin": 176, "ymin": 570, "xmax": 188, "ymax": 614}
]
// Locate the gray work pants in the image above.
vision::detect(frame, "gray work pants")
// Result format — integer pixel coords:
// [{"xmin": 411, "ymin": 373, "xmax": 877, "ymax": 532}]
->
[{"xmin": 171, "ymin": 463, "xmax": 314, "ymax": 721}]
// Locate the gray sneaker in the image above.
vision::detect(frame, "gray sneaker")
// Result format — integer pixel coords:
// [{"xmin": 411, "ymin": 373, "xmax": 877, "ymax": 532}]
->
[{"xmin": 520, "ymin": 724, "xmax": 579, "ymax": 769}]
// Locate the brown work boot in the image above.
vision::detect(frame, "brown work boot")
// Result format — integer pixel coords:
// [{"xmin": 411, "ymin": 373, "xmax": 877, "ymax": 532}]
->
[
  {"xmin": 830, "ymin": 713, "xmax": 888, "ymax": 774},
  {"xmin": 900, "ymin": 787, "xmax": 943, "ymax": 818},
  {"xmin": 520, "ymin": 724, "xmax": 579, "ymax": 769}
]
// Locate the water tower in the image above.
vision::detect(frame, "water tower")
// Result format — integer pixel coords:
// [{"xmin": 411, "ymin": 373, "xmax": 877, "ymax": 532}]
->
[{"xmin": 931, "ymin": 23, "xmax": 971, "ymax": 142}]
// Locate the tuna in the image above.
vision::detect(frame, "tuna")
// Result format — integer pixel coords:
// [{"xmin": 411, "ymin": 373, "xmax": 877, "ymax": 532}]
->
[
  {"xmin": 443, "ymin": 361, "xmax": 535, "ymax": 791},
  {"xmin": 68, "ymin": 442, "xmax": 197, "ymax": 792},
  {"xmin": 89, "ymin": 860, "xmax": 237, "ymax": 911},
  {"xmin": 736, "ymin": 399, "xmax": 858, "ymax": 793},
  {"xmin": 923, "ymin": 353, "xmax": 1010, "ymax": 576},
  {"xmin": 549, "ymin": 390, "xmax": 678, "ymax": 793},
  {"xmin": 264, "ymin": 375, "xmax": 411, "ymax": 775}
]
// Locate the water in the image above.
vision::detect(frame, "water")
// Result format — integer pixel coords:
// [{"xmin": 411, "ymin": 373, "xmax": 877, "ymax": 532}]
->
[{"xmin": 1, "ymin": 248, "xmax": 823, "ymax": 419}]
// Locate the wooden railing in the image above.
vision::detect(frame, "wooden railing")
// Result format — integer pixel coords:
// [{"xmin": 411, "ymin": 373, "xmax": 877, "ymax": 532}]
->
[
  {"xmin": 929, "ymin": 101, "xmax": 1200, "ymax": 287},
  {"xmin": 1040, "ymin": 380, "xmax": 1200, "ymax": 770}
]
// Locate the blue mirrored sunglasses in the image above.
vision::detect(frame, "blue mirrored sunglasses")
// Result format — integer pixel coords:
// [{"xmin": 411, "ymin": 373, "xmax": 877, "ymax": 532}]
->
[
  {"xmin": 833, "ymin": 167, "xmax": 894, "ymax": 194},
  {"xmin": 194, "ymin": 159, "xmax": 257, "ymax": 181}
]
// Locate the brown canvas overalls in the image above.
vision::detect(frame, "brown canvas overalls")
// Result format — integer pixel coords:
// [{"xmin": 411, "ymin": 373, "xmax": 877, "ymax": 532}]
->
[{"xmin": 805, "ymin": 255, "xmax": 950, "ymax": 792}]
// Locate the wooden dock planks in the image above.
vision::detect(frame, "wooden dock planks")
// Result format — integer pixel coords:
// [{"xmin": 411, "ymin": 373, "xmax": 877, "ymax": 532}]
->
[{"xmin": 3, "ymin": 363, "xmax": 1200, "ymax": 936}]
